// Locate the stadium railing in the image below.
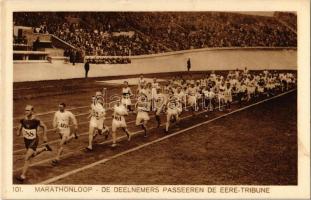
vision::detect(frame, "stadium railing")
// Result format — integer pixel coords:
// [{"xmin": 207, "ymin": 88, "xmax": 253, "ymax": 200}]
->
[
  {"xmin": 129, "ymin": 46, "xmax": 297, "ymax": 59},
  {"xmin": 50, "ymin": 34, "xmax": 78, "ymax": 51},
  {"xmin": 13, "ymin": 50, "xmax": 49, "ymax": 61}
]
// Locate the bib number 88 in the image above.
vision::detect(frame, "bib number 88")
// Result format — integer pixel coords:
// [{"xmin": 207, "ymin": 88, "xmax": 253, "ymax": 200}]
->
[{"xmin": 23, "ymin": 129, "xmax": 36, "ymax": 139}]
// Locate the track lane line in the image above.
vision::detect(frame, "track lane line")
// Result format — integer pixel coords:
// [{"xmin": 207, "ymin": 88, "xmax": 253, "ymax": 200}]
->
[
  {"xmin": 38, "ymin": 89, "xmax": 296, "ymax": 184},
  {"xmin": 13, "ymin": 98, "xmax": 139, "ymax": 121},
  {"xmin": 13, "ymin": 117, "xmax": 139, "ymax": 154},
  {"xmin": 13, "ymin": 102, "xmax": 201, "ymax": 153},
  {"xmin": 13, "ymin": 105, "xmax": 90, "ymax": 120},
  {"xmin": 13, "ymin": 111, "xmax": 196, "ymax": 172},
  {"xmin": 14, "ymin": 97, "xmax": 223, "ymax": 170},
  {"xmin": 13, "ymin": 99, "xmax": 139, "ymax": 126}
]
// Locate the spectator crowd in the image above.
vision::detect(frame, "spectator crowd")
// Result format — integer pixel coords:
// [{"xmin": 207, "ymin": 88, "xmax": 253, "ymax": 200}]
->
[
  {"xmin": 274, "ymin": 12, "xmax": 297, "ymax": 31},
  {"xmin": 85, "ymin": 57, "xmax": 131, "ymax": 64},
  {"xmin": 13, "ymin": 12, "xmax": 297, "ymax": 61}
]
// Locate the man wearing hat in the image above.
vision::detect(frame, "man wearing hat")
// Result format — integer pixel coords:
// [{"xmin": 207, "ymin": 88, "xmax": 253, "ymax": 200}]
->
[
  {"xmin": 165, "ymin": 96, "xmax": 182, "ymax": 133},
  {"xmin": 111, "ymin": 99, "xmax": 131, "ymax": 147},
  {"xmin": 86, "ymin": 91, "xmax": 109, "ymax": 151},
  {"xmin": 121, "ymin": 81, "xmax": 133, "ymax": 112},
  {"xmin": 52, "ymin": 102, "xmax": 78, "ymax": 165},
  {"xmin": 187, "ymin": 83, "xmax": 198, "ymax": 113},
  {"xmin": 154, "ymin": 87, "xmax": 167, "ymax": 128},
  {"xmin": 135, "ymin": 93, "xmax": 151, "ymax": 137}
]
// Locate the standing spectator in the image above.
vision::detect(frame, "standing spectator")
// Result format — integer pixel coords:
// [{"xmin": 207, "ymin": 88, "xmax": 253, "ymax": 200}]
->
[
  {"xmin": 84, "ymin": 60, "xmax": 90, "ymax": 78},
  {"xmin": 70, "ymin": 50, "xmax": 76, "ymax": 65},
  {"xmin": 63, "ymin": 49, "xmax": 68, "ymax": 57},
  {"xmin": 187, "ymin": 58, "xmax": 191, "ymax": 72},
  {"xmin": 75, "ymin": 51, "xmax": 80, "ymax": 63},
  {"xmin": 69, "ymin": 49, "xmax": 73, "ymax": 63},
  {"xmin": 33, "ymin": 37, "xmax": 40, "ymax": 51}
]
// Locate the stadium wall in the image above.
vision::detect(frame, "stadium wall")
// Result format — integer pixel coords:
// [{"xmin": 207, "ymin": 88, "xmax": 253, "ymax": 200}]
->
[{"xmin": 13, "ymin": 47, "xmax": 297, "ymax": 82}]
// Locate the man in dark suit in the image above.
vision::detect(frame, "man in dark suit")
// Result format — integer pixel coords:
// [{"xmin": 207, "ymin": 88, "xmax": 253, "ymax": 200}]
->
[
  {"xmin": 187, "ymin": 58, "xmax": 191, "ymax": 72},
  {"xmin": 71, "ymin": 50, "xmax": 76, "ymax": 66},
  {"xmin": 84, "ymin": 61, "xmax": 90, "ymax": 78},
  {"xmin": 33, "ymin": 37, "xmax": 40, "ymax": 51}
]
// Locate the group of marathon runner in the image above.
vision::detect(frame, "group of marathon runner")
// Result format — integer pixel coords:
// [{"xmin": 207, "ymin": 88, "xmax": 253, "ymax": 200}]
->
[{"xmin": 15, "ymin": 69, "xmax": 296, "ymax": 182}]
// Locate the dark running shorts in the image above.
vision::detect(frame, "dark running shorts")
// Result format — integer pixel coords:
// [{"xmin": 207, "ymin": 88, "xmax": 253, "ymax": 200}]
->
[{"xmin": 24, "ymin": 137, "xmax": 39, "ymax": 151}]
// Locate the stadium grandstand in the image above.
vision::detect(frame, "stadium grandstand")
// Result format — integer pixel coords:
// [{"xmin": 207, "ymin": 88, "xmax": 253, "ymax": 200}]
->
[
  {"xmin": 13, "ymin": 12, "xmax": 297, "ymax": 65},
  {"xmin": 11, "ymin": 11, "xmax": 300, "ymax": 187}
]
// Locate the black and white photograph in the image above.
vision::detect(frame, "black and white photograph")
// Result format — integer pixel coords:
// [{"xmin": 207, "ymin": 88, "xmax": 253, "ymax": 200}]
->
[{"xmin": 1, "ymin": 0, "xmax": 310, "ymax": 199}]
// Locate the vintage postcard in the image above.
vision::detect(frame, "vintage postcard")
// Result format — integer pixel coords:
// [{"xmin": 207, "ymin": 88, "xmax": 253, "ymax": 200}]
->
[{"xmin": 1, "ymin": 0, "xmax": 310, "ymax": 199}]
